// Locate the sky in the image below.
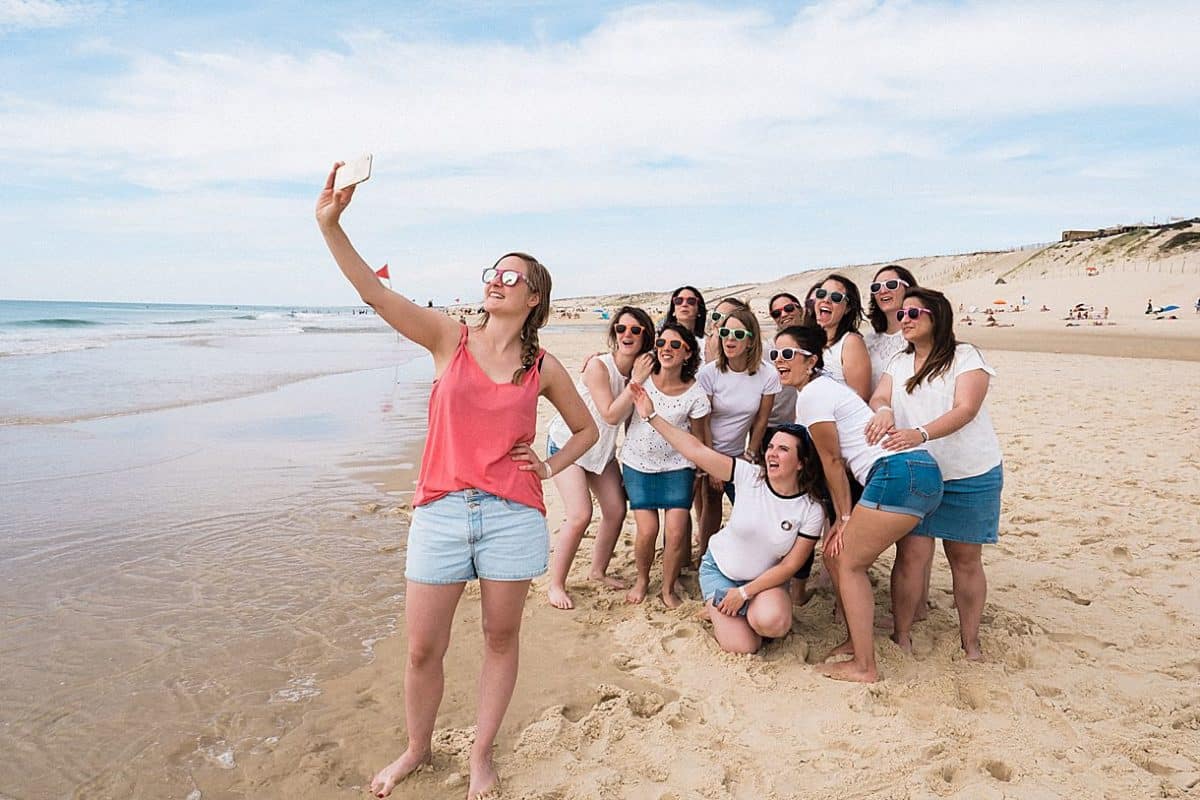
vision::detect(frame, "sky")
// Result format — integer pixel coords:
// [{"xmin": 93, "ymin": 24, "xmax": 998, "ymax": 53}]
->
[{"xmin": 1, "ymin": 0, "xmax": 1198, "ymax": 306}]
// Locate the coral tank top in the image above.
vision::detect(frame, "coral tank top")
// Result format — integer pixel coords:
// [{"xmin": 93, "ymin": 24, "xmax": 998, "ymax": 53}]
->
[{"xmin": 413, "ymin": 325, "xmax": 546, "ymax": 514}]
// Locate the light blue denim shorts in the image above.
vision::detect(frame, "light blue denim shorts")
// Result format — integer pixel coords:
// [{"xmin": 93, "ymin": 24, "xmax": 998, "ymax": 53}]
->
[
  {"xmin": 405, "ymin": 489, "xmax": 549, "ymax": 584},
  {"xmin": 698, "ymin": 550, "xmax": 750, "ymax": 617},
  {"xmin": 858, "ymin": 450, "xmax": 944, "ymax": 520}
]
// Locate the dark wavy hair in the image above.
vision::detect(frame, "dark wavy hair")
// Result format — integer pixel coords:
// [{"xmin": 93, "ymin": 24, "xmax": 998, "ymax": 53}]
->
[
  {"xmin": 664, "ymin": 286, "xmax": 707, "ymax": 338},
  {"xmin": 654, "ymin": 321, "xmax": 701, "ymax": 383},
  {"xmin": 900, "ymin": 287, "xmax": 958, "ymax": 393},
  {"xmin": 607, "ymin": 306, "xmax": 655, "ymax": 355},
  {"xmin": 757, "ymin": 423, "xmax": 833, "ymax": 521},
  {"xmin": 775, "ymin": 325, "xmax": 826, "ymax": 373},
  {"xmin": 817, "ymin": 273, "xmax": 863, "ymax": 345},
  {"xmin": 801, "ymin": 280, "xmax": 824, "ymax": 328},
  {"xmin": 867, "ymin": 264, "xmax": 920, "ymax": 334}
]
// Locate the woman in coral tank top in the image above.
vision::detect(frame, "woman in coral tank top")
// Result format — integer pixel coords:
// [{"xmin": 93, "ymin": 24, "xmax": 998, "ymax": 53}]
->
[{"xmin": 316, "ymin": 163, "xmax": 597, "ymax": 799}]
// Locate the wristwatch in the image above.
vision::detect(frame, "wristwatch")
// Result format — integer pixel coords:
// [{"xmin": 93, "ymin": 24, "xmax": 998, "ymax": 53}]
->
[{"xmin": 916, "ymin": 426, "xmax": 930, "ymax": 442}]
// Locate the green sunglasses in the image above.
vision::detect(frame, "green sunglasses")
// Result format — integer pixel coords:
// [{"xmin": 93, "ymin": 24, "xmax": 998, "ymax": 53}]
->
[{"xmin": 718, "ymin": 328, "xmax": 753, "ymax": 340}]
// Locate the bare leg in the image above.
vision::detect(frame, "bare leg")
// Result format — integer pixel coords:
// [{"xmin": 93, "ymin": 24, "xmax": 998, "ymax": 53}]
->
[
  {"xmin": 943, "ymin": 541, "xmax": 986, "ymax": 660},
  {"xmin": 891, "ymin": 534, "xmax": 935, "ymax": 652},
  {"xmin": 661, "ymin": 508, "xmax": 689, "ymax": 608},
  {"xmin": 697, "ymin": 481, "xmax": 724, "ymax": 560},
  {"xmin": 706, "ymin": 599, "xmax": 761, "ymax": 653},
  {"xmin": 746, "ymin": 587, "xmax": 793, "ymax": 638},
  {"xmin": 687, "ymin": 476, "xmax": 703, "ymax": 568},
  {"xmin": 370, "ymin": 581, "xmax": 465, "ymax": 798},
  {"xmin": 586, "ymin": 461, "xmax": 627, "ymax": 589},
  {"xmin": 822, "ymin": 548, "xmax": 853, "ymax": 658},
  {"xmin": 547, "ymin": 465, "xmax": 593, "ymax": 609},
  {"xmin": 819, "ymin": 507, "xmax": 920, "ymax": 683},
  {"xmin": 626, "ymin": 509, "xmax": 659, "ymax": 604},
  {"xmin": 469, "ymin": 579, "xmax": 532, "ymax": 798}
]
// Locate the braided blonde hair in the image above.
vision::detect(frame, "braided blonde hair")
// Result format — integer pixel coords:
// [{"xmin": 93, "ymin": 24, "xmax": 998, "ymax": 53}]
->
[{"xmin": 477, "ymin": 252, "xmax": 552, "ymax": 385}]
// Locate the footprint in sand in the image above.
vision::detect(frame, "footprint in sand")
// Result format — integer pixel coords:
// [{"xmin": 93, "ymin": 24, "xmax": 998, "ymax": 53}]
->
[
  {"xmin": 983, "ymin": 759, "xmax": 1014, "ymax": 782},
  {"xmin": 659, "ymin": 625, "xmax": 696, "ymax": 655}
]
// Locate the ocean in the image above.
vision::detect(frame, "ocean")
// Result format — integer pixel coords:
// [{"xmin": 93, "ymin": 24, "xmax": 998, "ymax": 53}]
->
[{"xmin": 0, "ymin": 299, "xmax": 436, "ymax": 797}]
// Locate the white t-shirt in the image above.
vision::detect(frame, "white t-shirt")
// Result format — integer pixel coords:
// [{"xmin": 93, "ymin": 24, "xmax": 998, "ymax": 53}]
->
[
  {"xmin": 619, "ymin": 374, "xmax": 711, "ymax": 473},
  {"xmin": 697, "ymin": 361, "xmax": 781, "ymax": 456},
  {"xmin": 796, "ymin": 374, "xmax": 907, "ymax": 485},
  {"xmin": 864, "ymin": 329, "xmax": 906, "ymax": 390},
  {"xmin": 707, "ymin": 458, "xmax": 828, "ymax": 581},
  {"xmin": 886, "ymin": 344, "xmax": 1002, "ymax": 481}
]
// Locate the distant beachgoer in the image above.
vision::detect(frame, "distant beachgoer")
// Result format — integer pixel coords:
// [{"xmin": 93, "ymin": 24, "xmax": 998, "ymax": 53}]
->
[
  {"xmin": 696, "ymin": 307, "xmax": 780, "ymax": 561},
  {"xmin": 1103, "ymin": 306, "xmax": 1110, "ymax": 319},
  {"xmin": 1040, "ymin": 304, "xmax": 1050, "ymax": 312},
  {"xmin": 620, "ymin": 322, "xmax": 710, "ymax": 607},
  {"xmin": 864, "ymin": 265, "xmax": 919, "ymax": 391},
  {"xmin": 774, "ymin": 325, "xmax": 943, "ymax": 683},
  {"xmin": 871, "ymin": 288, "xmax": 1003, "ymax": 661},
  {"xmin": 813, "ymin": 275, "xmax": 871, "ymax": 400},
  {"xmin": 630, "ymin": 389, "xmax": 830, "ymax": 654},
  {"xmin": 1194, "ymin": 298, "xmax": 1199, "ymax": 314},
  {"xmin": 545, "ymin": 307, "xmax": 657, "ymax": 610},
  {"xmin": 1146, "ymin": 299, "xmax": 1153, "ymax": 314},
  {"xmin": 316, "ymin": 163, "xmax": 598, "ymax": 799}
]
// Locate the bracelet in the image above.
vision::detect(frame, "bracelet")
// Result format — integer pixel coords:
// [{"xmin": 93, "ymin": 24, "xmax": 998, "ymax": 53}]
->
[
  {"xmin": 642, "ymin": 410, "xmax": 658, "ymax": 423},
  {"xmin": 737, "ymin": 586, "xmax": 749, "ymax": 602},
  {"xmin": 916, "ymin": 425, "xmax": 930, "ymax": 442},
  {"xmin": 542, "ymin": 461, "xmax": 553, "ymax": 479},
  {"xmin": 876, "ymin": 405, "xmax": 892, "ymax": 413}
]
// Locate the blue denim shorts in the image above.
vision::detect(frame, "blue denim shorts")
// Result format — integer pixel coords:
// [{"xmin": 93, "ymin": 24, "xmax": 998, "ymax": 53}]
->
[
  {"xmin": 858, "ymin": 450, "xmax": 944, "ymax": 520},
  {"xmin": 698, "ymin": 550, "xmax": 749, "ymax": 617},
  {"xmin": 913, "ymin": 463, "xmax": 1003, "ymax": 544},
  {"xmin": 405, "ymin": 489, "xmax": 549, "ymax": 584}
]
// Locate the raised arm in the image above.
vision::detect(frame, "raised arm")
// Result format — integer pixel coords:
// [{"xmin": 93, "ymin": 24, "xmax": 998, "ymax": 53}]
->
[
  {"xmin": 315, "ymin": 162, "xmax": 459, "ymax": 358},
  {"xmin": 594, "ymin": 353, "xmax": 653, "ymax": 426},
  {"xmin": 628, "ymin": 383, "xmax": 734, "ymax": 482}
]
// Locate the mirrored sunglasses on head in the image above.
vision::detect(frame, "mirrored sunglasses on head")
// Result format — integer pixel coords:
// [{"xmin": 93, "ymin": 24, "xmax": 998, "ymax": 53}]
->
[{"xmin": 481, "ymin": 267, "xmax": 526, "ymax": 286}]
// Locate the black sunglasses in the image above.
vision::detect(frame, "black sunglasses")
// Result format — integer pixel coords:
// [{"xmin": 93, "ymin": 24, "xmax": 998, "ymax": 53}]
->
[
  {"xmin": 769, "ymin": 303, "xmax": 798, "ymax": 319},
  {"xmin": 614, "ymin": 324, "xmax": 644, "ymax": 335},
  {"xmin": 768, "ymin": 347, "xmax": 810, "ymax": 361},
  {"xmin": 896, "ymin": 308, "xmax": 934, "ymax": 321},
  {"xmin": 870, "ymin": 278, "xmax": 909, "ymax": 294},
  {"xmin": 655, "ymin": 338, "xmax": 687, "ymax": 350},
  {"xmin": 672, "ymin": 296, "xmax": 698, "ymax": 306},
  {"xmin": 814, "ymin": 288, "xmax": 846, "ymax": 303},
  {"xmin": 709, "ymin": 310, "xmax": 726, "ymax": 322}
]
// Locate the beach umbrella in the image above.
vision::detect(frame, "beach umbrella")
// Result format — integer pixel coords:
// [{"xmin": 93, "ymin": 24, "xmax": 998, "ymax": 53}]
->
[
  {"xmin": 993, "ymin": 299, "xmax": 1007, "ymax": 304},
  {"xmin": 1160, "ymin": 305, "xmax": 1180, "ymax": 312}
]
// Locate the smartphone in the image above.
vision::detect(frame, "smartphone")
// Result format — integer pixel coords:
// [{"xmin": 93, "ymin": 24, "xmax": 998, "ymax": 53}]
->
[{"xmin": 334, "ymin": 153, "xmax": 373, "ymax": 191}]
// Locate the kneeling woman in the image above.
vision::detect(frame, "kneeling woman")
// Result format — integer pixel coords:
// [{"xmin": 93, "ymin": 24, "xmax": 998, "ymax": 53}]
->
[
  {"xmin": 631, "ymin": 381, "xmax": 829, "ymax": 653},
  {"xmin": 773, "ymin": 325, "xmax": 944, "ymax": 683}
]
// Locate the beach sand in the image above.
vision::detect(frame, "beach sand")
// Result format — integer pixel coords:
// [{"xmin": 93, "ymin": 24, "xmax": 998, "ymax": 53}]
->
[{"xmin": 222, "ymin": 315, "xmax": 1200, "ymax": 799}]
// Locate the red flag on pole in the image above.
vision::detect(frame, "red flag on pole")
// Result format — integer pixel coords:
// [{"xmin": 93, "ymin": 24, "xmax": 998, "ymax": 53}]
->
[{"xmin": 375, "ymin": 264, "xmax": 390, "ymax": 280}]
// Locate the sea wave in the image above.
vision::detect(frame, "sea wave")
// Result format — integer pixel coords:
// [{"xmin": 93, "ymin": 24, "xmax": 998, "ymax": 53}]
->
[
  {"xmin": 3, "ymin": 318, "xmax": 107, "ymax": 328},
  {"xmin": 0, "ymin": 340, "xmax": 108, "ymax": 358},
  {"xmin": 154, "ymin": 319, "xmax": 214, "ymax": 326}
]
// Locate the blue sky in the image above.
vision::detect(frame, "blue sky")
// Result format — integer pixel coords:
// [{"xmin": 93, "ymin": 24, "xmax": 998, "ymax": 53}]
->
[{"xmin": 1, "ymin": 0, "xmax": 1197, "ymax": 306}]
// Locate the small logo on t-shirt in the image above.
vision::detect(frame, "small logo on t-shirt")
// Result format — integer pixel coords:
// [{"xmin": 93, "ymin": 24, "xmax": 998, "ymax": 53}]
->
[{"xmin": 780, "ymin": 520, "xmax": 793, "ymax": 531}]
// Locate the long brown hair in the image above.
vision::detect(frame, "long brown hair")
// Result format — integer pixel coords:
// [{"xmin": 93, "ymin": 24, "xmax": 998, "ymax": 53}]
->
[
  {"xmin": 715, "ymin": 306, "xmax": 763, "ymax": 374},
  {"xmin": 477, "ymin": 252, "xmax": 552, "ymax": 385},
  {"xmin": 902, "ymin": 286, "xmax": 957, "ymax": 393},
  {"xmin": 867, "ymin": 264, "xmax": 919, "ymax": 334},
  {"xmin": 607, "ymin": 306, "xmax": 655, "ymax": 355}
]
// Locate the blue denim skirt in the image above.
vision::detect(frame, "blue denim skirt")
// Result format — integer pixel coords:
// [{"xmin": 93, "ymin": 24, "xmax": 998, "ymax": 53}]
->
[
  {"xmin": 622, "ymin": 465, "xmax": 696, "ymax": 510},
  {"xmin": 859, "ymin": 450, "xmax": 944, "ymax": 520},
  {"xmin": 912, "ymin": 463, "xmax": 1003, "ymax": 544}
]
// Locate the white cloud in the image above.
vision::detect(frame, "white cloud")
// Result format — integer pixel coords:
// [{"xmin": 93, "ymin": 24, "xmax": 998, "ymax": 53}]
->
[{"xmin": 0, "ymin": 0, "xmax": 106, "ymax": 30}]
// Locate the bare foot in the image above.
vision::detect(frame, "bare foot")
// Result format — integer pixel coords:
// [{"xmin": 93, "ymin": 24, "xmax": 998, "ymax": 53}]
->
[
  {"xmin": 467, "ymin": 753, "xmax": 499, "ymax": 799},
  {"xmin": 661, "ymin": 587, "xmax": 682, "ymax": 609},
  {"xmin": 590, "ymin": 572, "xmax": 627, "ymax": 591},
  {"xmin": 817, "ymin": 659, "xmax": 879, "ymax": 683},
  {"xmin": 963, "ymin": 639, "xmax": 984, "ymax": 661},
  {"xmin": 626, "ymin": 579, "xmax": 648, "ymax": 605},
  {"xmin": 891, "ymin": 632, "xmax": 913, "ymax": 654},
  {"xmin": 826, "ymin": 638, "xmax": 854, "ymax": 659},
  {"xmin": 370, "ymin": 749, "xmax": 431, "ymax": 798},
  {"xmin": 547, "ymin": 584, "xmax": 574, "ymax": 610}
]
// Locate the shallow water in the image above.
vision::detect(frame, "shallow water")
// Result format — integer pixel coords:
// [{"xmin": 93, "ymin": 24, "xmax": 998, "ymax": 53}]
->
[{"xmin": 0, "ymin": 301, "xmax": 440, "ymax": 797}]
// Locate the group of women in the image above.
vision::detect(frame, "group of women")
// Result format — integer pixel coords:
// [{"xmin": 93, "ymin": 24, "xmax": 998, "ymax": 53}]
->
[{"xmin": 316, "ymin": 163, "xmax": 1003, "ymax": 798}]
